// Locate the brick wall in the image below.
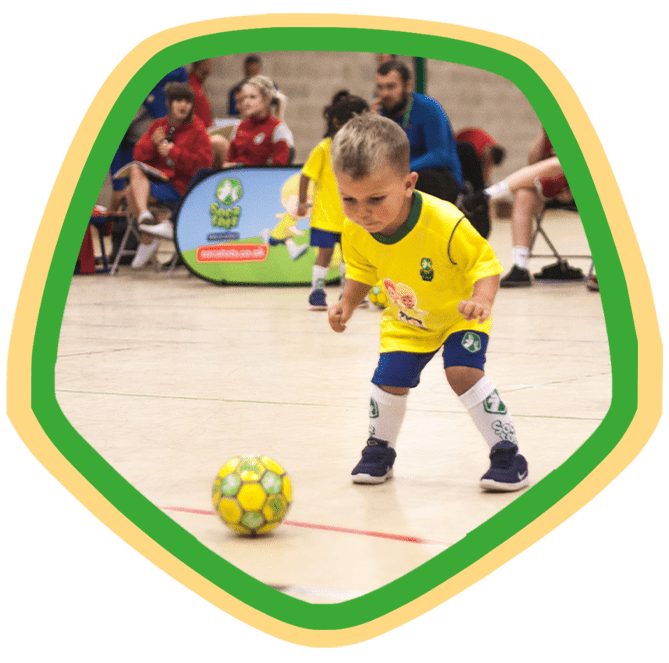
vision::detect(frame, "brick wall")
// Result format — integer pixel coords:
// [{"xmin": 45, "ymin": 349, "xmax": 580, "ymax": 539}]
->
[{"xmin": 98, "ymin": 51, "xmax": 542, "ymax": 204}]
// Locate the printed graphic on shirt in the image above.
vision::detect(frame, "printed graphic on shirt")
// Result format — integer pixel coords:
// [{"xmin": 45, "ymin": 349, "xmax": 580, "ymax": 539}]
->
[
  {"xmin": 420, "ymin": 257, "xmax": 434, "ymax": 281},
  {"xmin": 382, "ymin": 279, "xmax": 428, "ymax": 329},
  {"xmin": 254, "ymin": 133, "xmax": 266, "ymax": 145}
]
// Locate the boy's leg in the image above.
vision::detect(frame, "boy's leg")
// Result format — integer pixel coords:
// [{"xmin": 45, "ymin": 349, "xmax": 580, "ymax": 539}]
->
[
  {"xmin": 308, "ymin": 230, "xmax": 337, "ymax": 309},
  {"xmin": 352, "ymin": 351, "xmax": 435, "ymax": 483},
  {"xmin": 443, "ymin": 331, "xmax": 529, "ymax": 491}
]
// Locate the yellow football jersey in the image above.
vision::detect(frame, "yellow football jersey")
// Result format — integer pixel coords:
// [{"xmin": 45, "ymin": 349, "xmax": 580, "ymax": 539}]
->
[
  {"xmin": 302, "ymin": 138, "xmax": 346, "ymax": 233},
  {"xmin": 343, "ymin": 191, "xmax": 503, "ymax": 353}
]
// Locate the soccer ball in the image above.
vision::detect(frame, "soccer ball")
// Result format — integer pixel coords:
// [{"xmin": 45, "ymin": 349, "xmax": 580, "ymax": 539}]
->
[
  {"xmin": 212, "ymin": 456, "xmax": 292, "ymax": 536},
  {"xmin": 368, "ymin": 282, "xmax": 388, "ymax": 309}
]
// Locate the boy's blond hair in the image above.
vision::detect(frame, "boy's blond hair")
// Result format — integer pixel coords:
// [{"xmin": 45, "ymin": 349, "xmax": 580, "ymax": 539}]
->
[{"xmin": 331, "ymin": 112, "xmax": 410, "ymax": 179}]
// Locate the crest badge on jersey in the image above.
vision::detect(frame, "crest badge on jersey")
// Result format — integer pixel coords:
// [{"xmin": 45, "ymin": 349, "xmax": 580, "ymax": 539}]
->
[{"xmin": 420, "ymin": 257, "xmax": 434, "ymax": 281}]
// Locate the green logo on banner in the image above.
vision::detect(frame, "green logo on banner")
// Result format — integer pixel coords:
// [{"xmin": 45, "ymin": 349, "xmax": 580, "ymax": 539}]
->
[{"xmin": 216, "ymin": 178, "xmax": 243, "ymax": 206}]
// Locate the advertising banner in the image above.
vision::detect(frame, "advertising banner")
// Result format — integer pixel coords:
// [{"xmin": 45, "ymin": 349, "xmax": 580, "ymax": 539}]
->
[{"xmin": 175, "ymin": 166, "xmax": 341, "ymax": 285}]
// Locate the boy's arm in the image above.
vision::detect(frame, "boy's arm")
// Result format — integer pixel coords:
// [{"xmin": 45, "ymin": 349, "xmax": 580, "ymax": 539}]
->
[
  {"xmin": 328, "ymin": 278, "xmax": 372, "ymax": 333},
  {"xmin": 458, "ymin": 273, "xmax": 500, "ymax": 324},
  {"xmin": 296, "ymin": 174, "xmax": 311, "ymax": 218}
]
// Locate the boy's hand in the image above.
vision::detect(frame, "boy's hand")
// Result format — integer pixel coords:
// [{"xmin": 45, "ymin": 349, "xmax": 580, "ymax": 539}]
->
[
  {"xmin": 328, "ymin": 300, "xmax": 355, "ymax": 333},
  {"xmin": 458, "ymin": 298, "xmax": 492, "ymax": 324},
  {"xmin": 295, "ymin": 201, "xmax": 310, "ymax": 219}
]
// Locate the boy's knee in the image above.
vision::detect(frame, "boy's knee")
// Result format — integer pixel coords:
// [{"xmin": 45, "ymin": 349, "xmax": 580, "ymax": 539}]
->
[{"xmin": 445, "ymin": 365, "xmax": 484, "ymax": 396}]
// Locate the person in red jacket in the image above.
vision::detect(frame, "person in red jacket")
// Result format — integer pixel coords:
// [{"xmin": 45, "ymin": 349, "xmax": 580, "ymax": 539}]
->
[
  {"xmin": 224, "ymin": 75, "xmax": 293, "ymax": 167},
  {"xmin": 126, "ymin": 81, "xmax": 213, "ymax": 267}
]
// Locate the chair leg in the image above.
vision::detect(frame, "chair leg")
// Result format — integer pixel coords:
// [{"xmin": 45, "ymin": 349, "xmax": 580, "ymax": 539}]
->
[{"xmin": 110, "ymin": 216, "xmax": 141, "ymax": 275}]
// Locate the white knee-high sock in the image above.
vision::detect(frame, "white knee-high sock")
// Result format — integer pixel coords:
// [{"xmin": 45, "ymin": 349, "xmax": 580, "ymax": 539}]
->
[
  {"xmin": 458, "ymin": 375, "xmax": 518, "ymax": 449},
  {"xmin": 369, "ymin": 384, "xmax": 408, "ymax": 448},
  {"xmin": 311, "ymin": 265, "xmax": 328, "ymax": 290}
]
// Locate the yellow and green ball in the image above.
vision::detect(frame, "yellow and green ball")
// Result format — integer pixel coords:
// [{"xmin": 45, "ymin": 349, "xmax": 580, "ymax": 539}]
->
[{"xmin": 212, "ymin": 456, "xmax": 292, "ymax": 535}]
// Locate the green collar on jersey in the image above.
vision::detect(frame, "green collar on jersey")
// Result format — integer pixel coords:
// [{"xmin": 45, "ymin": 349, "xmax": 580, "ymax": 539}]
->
[{"xmin": 372, "ymin": 191, "xmax": 423, "ymax": 245}]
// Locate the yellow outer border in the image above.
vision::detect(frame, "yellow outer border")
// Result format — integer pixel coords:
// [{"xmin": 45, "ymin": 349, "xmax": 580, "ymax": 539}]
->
[{"xmin": 7, "ymin": 13, "xmax": 662, "ymax": 648}]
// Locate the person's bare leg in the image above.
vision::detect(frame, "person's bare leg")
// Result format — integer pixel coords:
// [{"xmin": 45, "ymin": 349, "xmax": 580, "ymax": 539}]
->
[{"xmin": 126, "ymin": 164, "xmax": 156, "ymax": 245}]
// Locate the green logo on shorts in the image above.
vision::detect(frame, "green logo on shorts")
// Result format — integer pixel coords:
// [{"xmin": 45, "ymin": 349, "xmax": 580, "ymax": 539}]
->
[{"xmin": 461, "ymin": 331, "xmax": 482, "ymax": 353}]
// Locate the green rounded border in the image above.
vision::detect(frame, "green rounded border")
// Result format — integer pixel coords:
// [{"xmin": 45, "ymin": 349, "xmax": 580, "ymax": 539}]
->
[{"xmin": 31, "ymin": 26, "xmax": 632, "ymax": 631}]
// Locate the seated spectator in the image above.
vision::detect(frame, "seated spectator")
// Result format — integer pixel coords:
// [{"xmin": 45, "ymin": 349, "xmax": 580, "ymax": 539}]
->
[
  {"xmin": 125, "ymin": 81, "xmax": 213, "ymax": 268},
  {"xmin": 108, "ymin": 67, "xmax": 189, "ymax": 214},
  {"xmin": 224, "ymin": 75, "xmax": 293, "ymax": 167},
  {"xmin": 461, "ymin": 128, "xmax": 575, "ymax": 287},
  {"xmin": 374, "ymin": 60, "xmax": 463, "ymax": 203},
  {"xmin": 455, "ymin": 128, "xmax": 506, "ymax": 239},
  {"xmin": 189, "ymin": 58, "xmax": 229, "ymax": 168},
  {"xmin": 455, "ymin": 127, "xmax": 506, "ymax": 185},
  {"xmin": 228, "ymin": 54, "xmax": 262, "ymax": 117}
]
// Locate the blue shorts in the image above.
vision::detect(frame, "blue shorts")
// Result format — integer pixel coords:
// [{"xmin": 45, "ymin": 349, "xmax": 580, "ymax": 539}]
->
[
  {"xmin": 372, "ymin": 330, "xmax": 489, "ymax": 388},
  {"xmin": 150, "ymin": 181, "xmax": 182, "ymax": 204},
  {"xmin": 310, "ymin": 227, "xmax": 341, "ymax": 249}
]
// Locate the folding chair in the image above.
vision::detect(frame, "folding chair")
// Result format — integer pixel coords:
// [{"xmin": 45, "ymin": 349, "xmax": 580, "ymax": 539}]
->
[
  {"xmin": 529, "ymin": 199, "xmax": 592, "ymax": 280},
  {"xmin": 109, "ymin": 203, "xmax": 180, "ymax": 275}
]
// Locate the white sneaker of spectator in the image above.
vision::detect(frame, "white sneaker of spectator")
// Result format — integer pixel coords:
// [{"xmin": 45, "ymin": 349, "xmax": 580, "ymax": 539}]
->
[
  {"xmin": 139, "ymin": 219, "xmax": 174, "ymax": 240},
  {"xmin": 131, "ymin": 238, "xmax": 160, "ymax": 268}
]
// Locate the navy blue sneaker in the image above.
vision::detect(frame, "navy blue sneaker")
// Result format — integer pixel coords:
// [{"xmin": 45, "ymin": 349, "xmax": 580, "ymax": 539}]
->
[
  {"xmin": 308, "ymin": 288, "xmax": 328, "ymax": 310},
  {"xmin": 351, "ymin": 437, "xmax": 397, "ymax": 484},
  {"xmin": 480, "ymin": 440, "xmax": 529, "ymax": 491}
]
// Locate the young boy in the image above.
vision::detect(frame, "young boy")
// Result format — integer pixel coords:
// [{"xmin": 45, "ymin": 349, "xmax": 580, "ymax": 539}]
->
[
  {"xmin": 297, "ymin": 94, "xmax": 369, "ymax": 309},
  {"xmin": 328, "ymin": 113, "xmax": 529, "ymax": 491}
]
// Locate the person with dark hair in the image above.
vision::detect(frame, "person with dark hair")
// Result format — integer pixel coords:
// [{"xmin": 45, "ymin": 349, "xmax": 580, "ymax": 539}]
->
[
  {"xmin": 374, "ymin": 60, "xmax": 463, "ymax": 204},
  {"xmin": 297, "ymin": 94, "xmax": 370, "ymax": 310},
  {"xmin": 108, "ymin": 67, "xmax": 189, "ymax": 214},
  {"xmin": 228, "ymin": 54, "xmax": 262, "ymax": 117},
  {"xmin": 125, "ymin": 81, "xmax": 213, "ymax": 267}
]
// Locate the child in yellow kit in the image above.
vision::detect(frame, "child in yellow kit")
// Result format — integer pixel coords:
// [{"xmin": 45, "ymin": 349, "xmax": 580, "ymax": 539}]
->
[
  {"xmin": 297, "ymin": 93, "xmax": 370, "ymax": 310},
  {"xmin": 328, "ymin": 112, "xmax": 529, "ymax": 491}
]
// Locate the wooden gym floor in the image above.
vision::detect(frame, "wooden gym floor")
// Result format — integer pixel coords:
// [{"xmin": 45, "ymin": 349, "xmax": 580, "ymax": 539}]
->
[{"xmin": 55, "ymin": 210, "xmax": 609, "ymax": 603}]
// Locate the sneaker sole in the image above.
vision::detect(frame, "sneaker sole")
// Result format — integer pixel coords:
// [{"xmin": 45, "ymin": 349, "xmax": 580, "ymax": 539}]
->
[
  {"xmin": 309, "ymin": 304, "xmax": 328, "ymax": 311},
  {"xmin": 351, "ymin": 468, "xmax": 393, "ymax": 484},
  {"xmin": 500, "ymin": 281, "xmax": 532, "ymax": 288},
  {"xmin": 479, "ymin": 476, "xmax": 529, "ymax": 492}
]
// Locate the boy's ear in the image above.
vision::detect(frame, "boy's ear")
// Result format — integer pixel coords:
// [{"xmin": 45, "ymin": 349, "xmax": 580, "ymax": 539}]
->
[{"xmin": 406, "ymin": 171, "xmax": 418, "ymax": 194}]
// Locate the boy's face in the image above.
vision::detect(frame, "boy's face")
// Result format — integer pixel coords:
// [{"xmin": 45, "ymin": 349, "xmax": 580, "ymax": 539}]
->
[{"xmin": 335, "ymin": 164, "xmax": 417, "ymax": 237}]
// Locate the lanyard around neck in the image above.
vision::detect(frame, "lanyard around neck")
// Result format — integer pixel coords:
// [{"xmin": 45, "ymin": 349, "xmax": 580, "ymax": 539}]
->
[{"xmin": 401, "ymin": 94, "xmax": 414, "ymax": 130}]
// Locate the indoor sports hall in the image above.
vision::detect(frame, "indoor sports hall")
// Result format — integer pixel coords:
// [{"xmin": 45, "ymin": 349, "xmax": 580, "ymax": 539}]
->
[{"xmin": 54, "ymin": 52, "xmax": 609, "ymax": 603}]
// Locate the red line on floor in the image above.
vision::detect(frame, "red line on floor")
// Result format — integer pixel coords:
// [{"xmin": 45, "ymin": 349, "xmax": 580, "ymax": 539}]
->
[{"xmin": 160, "ymin": 505, "xmax": 449, "ymax": 547}]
